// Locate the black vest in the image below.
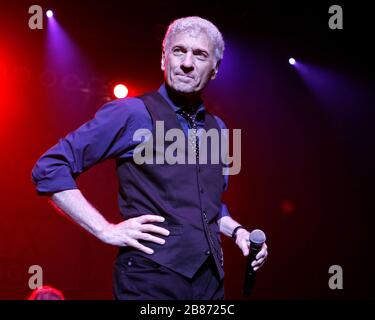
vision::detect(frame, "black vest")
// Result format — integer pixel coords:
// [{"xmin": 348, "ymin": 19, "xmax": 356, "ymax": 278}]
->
[{"xmin": 116, "ymin": 92, "xmax": 226, "ymax": 279}]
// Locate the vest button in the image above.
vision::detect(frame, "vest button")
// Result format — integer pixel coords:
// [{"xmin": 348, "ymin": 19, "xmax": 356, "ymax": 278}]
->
[{"xmin": 205, "ymin": 250, "xmax": 211, "ymax": 255}]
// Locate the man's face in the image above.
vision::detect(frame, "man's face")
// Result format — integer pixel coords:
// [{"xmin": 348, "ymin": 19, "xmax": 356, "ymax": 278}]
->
[{"xmin": 161, "ymin": 30, "xmax": 219, "ymax": 95}]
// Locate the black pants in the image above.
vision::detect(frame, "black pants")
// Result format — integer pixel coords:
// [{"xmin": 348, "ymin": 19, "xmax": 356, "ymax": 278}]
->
[{"xmin": 113, "ymin": 252, "xmax": 224, "ymax": 300}]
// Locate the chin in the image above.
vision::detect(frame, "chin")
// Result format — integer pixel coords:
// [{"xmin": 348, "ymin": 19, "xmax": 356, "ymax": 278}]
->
[{"xmin": 171, "ymin": 84, "xmax": 197, "ymax": 95}]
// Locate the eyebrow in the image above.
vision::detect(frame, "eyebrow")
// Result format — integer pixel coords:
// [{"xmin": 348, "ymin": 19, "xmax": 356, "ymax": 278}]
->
[{"xmin": 172, "ymin": 44, "xmax": 210, "ymax": 56}]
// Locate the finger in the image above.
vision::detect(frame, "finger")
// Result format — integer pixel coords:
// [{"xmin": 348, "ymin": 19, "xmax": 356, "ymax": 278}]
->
[
  {"xmin": 125, "ymin": 238, "xmax": 154, "ymax": 254},
  {"xmin": 140, "ymin": 224, "xmax": 170, "ymax": 236},
  {"xmin": 136, "ymin": 215, "xmax": 165, "ymax": 224},
  {"xmin": 240, "ymin": 240, "xmax": 249, "ymax": 256},
  {"xmin": 253, "ymin": 260, "xmax": 265, "ymax": 271},
  {"xmin": 256, "ymin": 248, "xmax": 268, "ymax": 260},
  {"xmin": 252, "ymin": 257, "xmax": 266, "ymax": 268},
  {"xmin": 137, "ymin": 232, "xmax": 166, "ymax": 245}
]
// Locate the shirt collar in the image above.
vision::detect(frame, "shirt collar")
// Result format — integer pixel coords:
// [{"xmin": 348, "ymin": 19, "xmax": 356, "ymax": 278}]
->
[{"xmin": 158, "ymin": 83, "xmax": 205, "ymax": 120}]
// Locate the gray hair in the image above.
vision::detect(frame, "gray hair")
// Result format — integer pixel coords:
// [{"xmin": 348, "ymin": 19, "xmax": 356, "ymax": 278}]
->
[{"xmin": 162, "ymin": 16, "xmax": 225, "ymax": 63}]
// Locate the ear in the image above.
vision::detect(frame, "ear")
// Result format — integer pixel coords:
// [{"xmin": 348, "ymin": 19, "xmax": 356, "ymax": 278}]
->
[
  {"xmin": 210, "ymin": 60, "xmax": 221, "ymax": 80},
  {"xmin": 161, "ymin": 51, "xmax": 166, "ymax": 71}
]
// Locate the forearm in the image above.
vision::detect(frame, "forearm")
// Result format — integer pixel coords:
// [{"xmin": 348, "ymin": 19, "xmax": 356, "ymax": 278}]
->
[
  {"xmin": 50, "ymin": 189, "xmax": 110, "ymax": 240},
  {"xmin": 217, "ymin": 215, "xmax": 242, "ymax": 238}
]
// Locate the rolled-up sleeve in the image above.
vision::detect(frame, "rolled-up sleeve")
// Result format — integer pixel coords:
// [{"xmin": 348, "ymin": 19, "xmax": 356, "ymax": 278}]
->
[{"xmin": 31, "ymin": 99, "xmax": 142, "ymax": 195}]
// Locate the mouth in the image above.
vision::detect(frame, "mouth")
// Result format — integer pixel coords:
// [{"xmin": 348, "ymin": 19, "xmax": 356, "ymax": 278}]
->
[{"xmin": 175, "ymin": 74, "xmax": 195, "ymax": 80}]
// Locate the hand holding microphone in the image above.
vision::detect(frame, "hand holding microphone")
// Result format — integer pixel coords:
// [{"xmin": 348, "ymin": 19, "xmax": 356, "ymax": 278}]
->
[
  {"xmin": 233, "ymin": 226, "xmax": 268, "ymax": 295},
  {"xmin": 243, "ymin": 229, "xmax": 267, "ymax": 295}
]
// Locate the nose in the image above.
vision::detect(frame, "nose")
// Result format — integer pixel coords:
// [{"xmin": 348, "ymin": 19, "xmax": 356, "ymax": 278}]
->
[{"xmin": 181, "ymin": 52, "xmax": 194, "ymax": 73}]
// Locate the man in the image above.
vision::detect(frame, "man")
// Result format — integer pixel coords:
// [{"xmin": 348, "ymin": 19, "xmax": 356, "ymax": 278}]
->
[{"xmin": 32, "ymin": 16, "xmax": 268, "ymax": 300}]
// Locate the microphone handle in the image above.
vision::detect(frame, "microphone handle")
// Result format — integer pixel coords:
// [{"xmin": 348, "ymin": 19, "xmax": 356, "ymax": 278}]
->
[{"xmin": 243, "ymin": 244, "xmax": 262, "ymax": 296}]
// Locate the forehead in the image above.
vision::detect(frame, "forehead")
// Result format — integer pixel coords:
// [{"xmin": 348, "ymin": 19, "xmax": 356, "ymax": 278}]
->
[{"xmin": 169, "ymin": 30, "xmax": 214, "ymax": 52}]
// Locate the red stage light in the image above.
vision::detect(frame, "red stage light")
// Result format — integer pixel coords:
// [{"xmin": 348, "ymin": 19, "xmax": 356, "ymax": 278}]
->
[
  {"xmin": 280, "ymin": 200, "xmax": 295, "ymax": 215},
  {"xmin": 113, "ymin": 84, "xmax": 128, "ymax": 99}
]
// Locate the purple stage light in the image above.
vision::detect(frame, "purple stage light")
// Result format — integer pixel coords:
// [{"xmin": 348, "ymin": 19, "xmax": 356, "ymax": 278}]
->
[
  {"xmin": 46, "ymin": 10, "xmax": 53, "ymax": 18},
  {"xmin": 289, "ymin": 58, "xmax": 296, "ymax": 65}
]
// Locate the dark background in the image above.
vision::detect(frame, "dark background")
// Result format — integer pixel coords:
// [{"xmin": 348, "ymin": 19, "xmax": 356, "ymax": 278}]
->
[{"xmin": 0, "ymin": 1, "xmax": 374, "ymax": 299}]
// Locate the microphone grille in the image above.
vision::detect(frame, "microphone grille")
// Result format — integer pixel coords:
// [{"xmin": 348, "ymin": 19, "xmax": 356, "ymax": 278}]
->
[{"xmin": 249, "ymin": 229, "xmax": 266, "ymax": 244}]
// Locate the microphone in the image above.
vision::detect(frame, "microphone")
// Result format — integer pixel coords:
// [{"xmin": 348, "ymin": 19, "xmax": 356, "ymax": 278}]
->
[{"xmin": 243, "ymin": 229, "xmax": 266, "ymax": 296}]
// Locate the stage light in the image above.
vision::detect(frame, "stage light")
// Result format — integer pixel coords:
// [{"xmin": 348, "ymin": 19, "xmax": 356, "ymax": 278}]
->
[
  {"xmin": 289, "ymin": 58, "xmax": 296, "ymax": 65},
  {"xmin": 46, "ymin": 10, "xmax": 53, "ymax": 18},
  {"xmin": 113, "ymin": 84, "xmax": 128, "ymax": 99},
  {"xmin": 280, "ymin": 200, "xmax": 295, "ymax": 215}
]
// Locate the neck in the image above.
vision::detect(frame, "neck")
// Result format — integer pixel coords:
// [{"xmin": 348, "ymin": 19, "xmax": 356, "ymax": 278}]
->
[{"xmin": 165, "ymin": 84, "xmax": 202, "ymax": 110}]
